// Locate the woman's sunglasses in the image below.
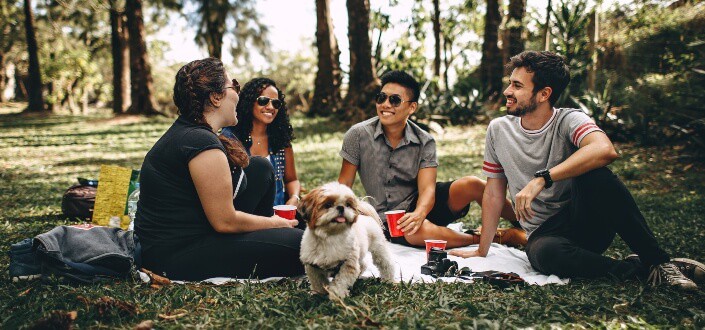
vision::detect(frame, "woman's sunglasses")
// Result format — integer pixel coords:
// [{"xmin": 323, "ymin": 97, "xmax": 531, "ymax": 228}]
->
[
  {"xmin": 256, "ymin": 96, "xmax": 283, "ymax": 110},
  {"xmin": 375, "ymin": 92, "xmax": 414, "ymax": 107},
  {"xmin": 225, "ymin": 78, "xmax": 240, "ymax": 94}
]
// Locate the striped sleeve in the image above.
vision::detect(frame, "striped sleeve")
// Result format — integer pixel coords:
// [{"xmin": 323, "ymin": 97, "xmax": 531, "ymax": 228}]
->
[
  {"xmin": 564, "ymin": 111, "xmax": 604, "ymax": 147},
  {"xmin": 482, "ymin": 123, "xmax": 507, "ymax": 179}
]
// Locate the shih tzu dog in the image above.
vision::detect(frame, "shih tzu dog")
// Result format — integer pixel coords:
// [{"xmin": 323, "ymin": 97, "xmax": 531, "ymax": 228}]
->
[{"xmin": 298, "ymin": 182, "xmax": 395, "ymax": 300}]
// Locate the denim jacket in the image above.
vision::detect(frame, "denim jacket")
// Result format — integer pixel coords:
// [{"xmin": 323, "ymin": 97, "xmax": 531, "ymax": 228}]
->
[{"xmin": 33, "ymin": 224, "xmax": 141, "ymax": 283}]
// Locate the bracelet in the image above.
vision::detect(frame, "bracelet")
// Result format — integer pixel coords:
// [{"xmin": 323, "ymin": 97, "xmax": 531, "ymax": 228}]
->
[{"xmin": 291, "ymin": 194, "xmax": 301, "ymax": 201}]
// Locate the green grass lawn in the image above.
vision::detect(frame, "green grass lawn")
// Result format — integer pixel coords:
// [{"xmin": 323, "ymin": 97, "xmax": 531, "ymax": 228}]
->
[{"xmin": 1, "ymin": 103, "xmax": 704, "ymax": 328}]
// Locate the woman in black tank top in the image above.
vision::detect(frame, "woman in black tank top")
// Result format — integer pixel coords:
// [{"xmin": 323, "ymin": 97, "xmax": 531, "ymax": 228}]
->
[{"xmin": 135, "ymin": 58, "xmax": 304, "ymax": 281}]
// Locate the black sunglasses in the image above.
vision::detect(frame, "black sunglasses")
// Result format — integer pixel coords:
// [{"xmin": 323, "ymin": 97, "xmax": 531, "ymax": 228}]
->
[
  {"xmin": 256, "ymin": 96, "xmax": 283, "ymax": 109},
  {"xmin": 375, "ymin": 92, "xmax": 414, "ymax": 107},
  {"xmin": 225, "ymin": 78, "xmax": 240, "ymax": 94}
]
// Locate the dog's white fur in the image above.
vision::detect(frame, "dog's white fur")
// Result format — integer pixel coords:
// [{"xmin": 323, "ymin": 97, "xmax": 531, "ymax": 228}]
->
[{"xmin": 298, "ymin": 182, "xmax": 395, "ymax": 300}]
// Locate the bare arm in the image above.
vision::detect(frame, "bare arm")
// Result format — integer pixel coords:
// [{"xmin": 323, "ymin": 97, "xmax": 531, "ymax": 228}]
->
[
  {"xmin": 397, "ymin": 167, "xmax": 437, "ymax": 235},
  {"xmin": 338, "ymin": 159, "xmax": 358, "ymax": 188},
  {"xmin": 189, "ymin": 149, "xmax": 297, "ymax": 233},
  {"xmin": 515, "ymin": 131, "xmax": 619, "ymax": 220},
  {"xmin": 450, "ymin": 177, "xmax": 508, "ymax": 258},
  {"xmin": 282, "ymin": 147, "xmax": 301, "ymax": 205}
]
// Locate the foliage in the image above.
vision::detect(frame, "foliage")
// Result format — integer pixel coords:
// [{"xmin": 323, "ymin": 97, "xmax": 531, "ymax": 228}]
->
[
  {"xmin": 185, "ymin": 0, "xmax": 269, "ymax": 63},
  {"xmin": 243, "ymin": 48, "xmax": 317, "ymax": 113},
  {"xmin": 599, "ymin": 2, "xmax": 705, "ymax": 151},
  {"xmin": 1, "ymin": 108, "xmax": 705, "ymax": 328}
]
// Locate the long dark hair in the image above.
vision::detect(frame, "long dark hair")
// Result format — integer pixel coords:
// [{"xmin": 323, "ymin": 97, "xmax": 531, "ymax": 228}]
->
[
  {"xmin": 231, "ymin": 77, "xmax": 294, "ymax": 152},
  {"xmin": 173, "ymin": 58, "xmax": 249, "ymax": 168}
]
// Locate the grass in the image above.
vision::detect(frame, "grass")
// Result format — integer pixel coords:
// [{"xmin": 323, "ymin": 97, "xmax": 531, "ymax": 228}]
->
[{"xmin": 1, "ymin": 103, "xmax": 704, "ymax": 328}]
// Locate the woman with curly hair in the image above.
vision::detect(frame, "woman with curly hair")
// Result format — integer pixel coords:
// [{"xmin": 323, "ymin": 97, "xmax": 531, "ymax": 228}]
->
[
  {"xmin": 222, "ymin": 77, "xmax": 301, "ymax": 206},
  {"xmin": 136, "ymin": 58, "xmax": 304, "ymax": 281}
]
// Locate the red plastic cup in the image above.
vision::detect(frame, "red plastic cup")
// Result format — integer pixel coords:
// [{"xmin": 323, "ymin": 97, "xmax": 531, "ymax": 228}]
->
[
  {"xmin": 425, "ymin": 239, "xmax": 447, "ymax": 259},
  {"xmin": 384, "ymin": 210, "xmax": 405, "ymax": 237},
  {"xmin": 273, "ymin": 205, "xmax": 297, "ymax": 220}
]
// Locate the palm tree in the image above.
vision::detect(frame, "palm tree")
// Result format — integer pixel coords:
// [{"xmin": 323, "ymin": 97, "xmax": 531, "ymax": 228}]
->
[
  {"xmin": 125, "ymin": 0, "xmax": 158, "ymax": 115},
  {"xmin": 190, "ymin": 0, "xmax": 268, "ymax": 61},
  {"xmin": 343, "ymin": 0, "xmax": 379, "ymax": 120},
  {"xmin": 310, "ymin": 0, "xmax": 342, "ymax": 117},
  {"xmin": 109, "ymin": 0, "xmax": 129, "ymax": 114},
  {"xmin": 507, "ymin": 0, "xmax": 526, "ymax": 58},
  {"xmin": 480, "ymin": 0, "xmax": 503, "ymax": 100},
  {"xmin": 22, "ymin": 0, "xmax": 45, "ymax": 112}
]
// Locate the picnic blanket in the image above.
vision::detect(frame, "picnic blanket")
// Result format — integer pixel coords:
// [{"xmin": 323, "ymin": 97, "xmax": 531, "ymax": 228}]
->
[{"xmin": 171, "ymin": 224, "xmax": 568, "ymax": 286}]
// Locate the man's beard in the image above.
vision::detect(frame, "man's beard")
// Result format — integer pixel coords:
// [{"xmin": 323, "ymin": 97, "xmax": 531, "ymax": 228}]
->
[{"xmin": 507, "ymin": 96, "xmax": 538, "ymax": 117}]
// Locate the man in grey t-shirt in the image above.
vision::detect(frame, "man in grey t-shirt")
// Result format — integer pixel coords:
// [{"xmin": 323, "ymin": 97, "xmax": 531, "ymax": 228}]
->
[
  {"xmin": 451, "ymin": 51, "xmax": 702, "ymax": 291},
  {"xmin": 338, "ymin": 70, "xmax": 522, "ymax": 248}
]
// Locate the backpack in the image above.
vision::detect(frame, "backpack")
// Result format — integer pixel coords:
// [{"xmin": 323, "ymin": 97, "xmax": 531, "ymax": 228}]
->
[{"xmin": 61, "ymin": 179, "xmax": 98, "ymax": 219}]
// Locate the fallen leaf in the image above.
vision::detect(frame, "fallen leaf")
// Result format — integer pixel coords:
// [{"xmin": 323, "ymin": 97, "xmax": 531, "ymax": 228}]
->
[
  {"xmin": 141, "ymin": 268, "xmax": 172, "ymax": 286},
  {"xmin": 29, "ymin": 310, "xmax": 77, "ymax": 330},
  {"xmin": 18, "ymin": 287, "xmax": 33, "ymax": 297},
  {"xmin": 158, "ymin": 309, "xmax": 188, "ymax": 320},
  {"xmin": 134, "ymin": 320, "xmax": 154, "ymax": 330}
]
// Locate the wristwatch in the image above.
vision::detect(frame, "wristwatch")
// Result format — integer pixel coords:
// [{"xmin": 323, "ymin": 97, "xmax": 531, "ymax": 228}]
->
[{"xmin": 534, "ymin": 169, "xmax": 553, "ymax": 188}]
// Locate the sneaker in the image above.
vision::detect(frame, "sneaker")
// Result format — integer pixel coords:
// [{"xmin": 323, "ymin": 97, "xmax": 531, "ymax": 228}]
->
[
  {"xmin": 672, "ymin": 258, "xmax": 705, "ymax": 286},
  {"xmin": 8, "ymin": 238, "xmax": 42, "ymax": 282},
  {"xmin": 647, "ymin": 262, "xmax": 698, "ymax": 291}
]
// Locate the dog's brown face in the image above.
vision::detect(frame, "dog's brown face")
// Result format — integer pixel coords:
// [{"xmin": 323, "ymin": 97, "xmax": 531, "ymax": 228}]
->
[{"xmin": 298, "ymin": 182, "xmax": 361, "ymax": 234}]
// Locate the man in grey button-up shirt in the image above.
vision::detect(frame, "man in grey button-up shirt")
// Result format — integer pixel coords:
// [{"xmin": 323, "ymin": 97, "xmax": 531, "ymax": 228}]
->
[{"xmin": 338, "ymin": 71, "xmax": 519, "ymax": 248}]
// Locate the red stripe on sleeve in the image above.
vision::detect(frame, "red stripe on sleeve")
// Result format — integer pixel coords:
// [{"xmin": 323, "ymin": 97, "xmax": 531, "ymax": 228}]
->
[
  {"xmin": 483, "ymin": 166, "xmax": 504, "ymax": 174},
  {"xmin": 572, "ymin": 123, "xmax": 599, "ymax": 145},
  {"xmin": 483, "ymin": 161, "xmax": 503, "ymax": 169}
]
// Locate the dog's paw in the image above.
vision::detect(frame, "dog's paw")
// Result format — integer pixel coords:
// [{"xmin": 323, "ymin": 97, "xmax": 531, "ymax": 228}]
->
[{"xmin": 327, "ymin": 286, "xmax": 349, "ymax": 301}]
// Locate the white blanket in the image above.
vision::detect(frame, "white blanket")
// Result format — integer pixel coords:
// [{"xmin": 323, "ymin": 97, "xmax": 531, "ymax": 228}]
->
[
  {"xmin": 360, "ymin": 241, "xmax": 568, "ymax": 285},
  {"xmin": 164, "ymin": 224, "xmax": 568, "ymax": 286}
]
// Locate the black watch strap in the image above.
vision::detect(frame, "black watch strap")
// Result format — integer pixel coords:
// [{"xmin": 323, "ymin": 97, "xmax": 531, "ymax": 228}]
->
[{"xmin": 534, "ymin": 169, "xmax": 553, "ymax": 188}]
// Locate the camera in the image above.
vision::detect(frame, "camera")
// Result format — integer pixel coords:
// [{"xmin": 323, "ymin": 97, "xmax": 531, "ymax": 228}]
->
[{"xmin": 421, "ymin": 247, "xmax": 458, "ymax": 277}]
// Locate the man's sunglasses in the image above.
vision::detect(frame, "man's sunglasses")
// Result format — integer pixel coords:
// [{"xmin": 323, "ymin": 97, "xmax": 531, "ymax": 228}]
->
[
  {"xmin": 225, "ymin": 78, "xmax": 240, "ymax": 94},
  {"xmin": 375, "ymin": 92, "xmax": 414, "ymax": 107},
  {"xmin": 256, "ymin": 96, "xmax": 283, "ymax": 110}
]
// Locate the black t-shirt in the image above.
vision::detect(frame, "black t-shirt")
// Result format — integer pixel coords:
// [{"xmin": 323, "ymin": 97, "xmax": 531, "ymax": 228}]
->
[{"xmin": 135, "ymin": 116, "xmax": 246, "ymax": 247}]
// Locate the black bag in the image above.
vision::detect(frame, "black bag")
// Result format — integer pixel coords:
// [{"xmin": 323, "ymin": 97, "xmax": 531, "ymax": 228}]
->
[{"xmin": 61, "ymin": 179, "xmax": 98, "ymax": 219}]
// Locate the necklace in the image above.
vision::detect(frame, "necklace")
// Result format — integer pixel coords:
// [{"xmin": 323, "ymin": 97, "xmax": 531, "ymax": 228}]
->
[{"xmin": 249, "ymin": 134, "xmax": 264, "ymax": 146}]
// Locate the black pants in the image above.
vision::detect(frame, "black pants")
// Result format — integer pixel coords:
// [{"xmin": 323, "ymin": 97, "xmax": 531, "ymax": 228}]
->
[
  {"xmin": 234, "ymin": 156, "xmax": 276, "ymax": 216},
  {"xmin": 142, "ymin": 156, "xmax": 304, "ymax": 281},
  {"xmin": 525, "ymin": 167, "xmax": 669, "ymax": 279}
]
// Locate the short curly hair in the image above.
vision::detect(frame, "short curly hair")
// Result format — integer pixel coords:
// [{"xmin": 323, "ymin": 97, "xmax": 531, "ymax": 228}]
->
[
  {"xmin": 506, "ymin": 51, "xmax": 570, "ymax": 106},
  {"xmin": 230, "ymin": 77, "xmax": 295, "ymax": 152}
]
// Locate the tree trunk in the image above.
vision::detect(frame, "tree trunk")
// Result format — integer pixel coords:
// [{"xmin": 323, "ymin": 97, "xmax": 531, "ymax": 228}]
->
[
  {"xmin": 480, "ymin": 0, "xmax": 503, "ymax": 100},
  {"xmin": 202, "ymin": 0, "xmax": 227, "ymax": 59},
  {"xmin": 125, "ymin": 0, "xmax": 158, "ymax": 115},
  {"xmin": 432, "ymin": 0, "xmax": 441, "ymax": 80},
  {"xmin": 0, "ymin": 53, "xmax": 6, "ymax": 102},
  {"xmin": 14, "ymin": 69, "xmax": 27, "ymax": 101},
  {"xmin": 507, "ymin": 0, "xmax": 525, "ymax": 58},
  {"xmin": 110, "ymin": 0, "xmax": 130, "ymax": 114},
  {"xmin": 544, "ymin": 0, "xmax": 551, "ymax": 51},
  {"xmin": 343, "ymin": 0, "xmax": 379, "ymax": 121},
  {"xmin": 22, "ymin": 0, "xmax": 45, "ymax": 112},
  {"xmin": 443, "ymin": 35, "xmax": 450, "ymax": 90},
  {"xmin": 311, "ymin": 0, "xmax": 342, "ymax": 117},
  {"xmin": 587, "ymin": 7, "xmax": 599, "ymax": 92}
]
